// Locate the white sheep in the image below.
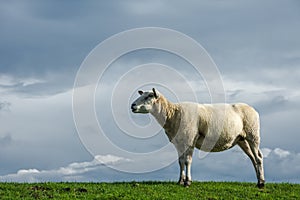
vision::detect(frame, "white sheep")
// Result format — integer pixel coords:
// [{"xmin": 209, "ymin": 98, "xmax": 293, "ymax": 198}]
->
[{"xmin": 131, "ymin": 88, "xmax": 265, "ymax": 188}]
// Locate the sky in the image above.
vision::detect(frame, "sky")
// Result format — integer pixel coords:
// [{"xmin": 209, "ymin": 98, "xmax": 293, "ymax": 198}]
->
[{"xmin": 1, "ymin": 0, "xmax": 300, "ymax": 183}]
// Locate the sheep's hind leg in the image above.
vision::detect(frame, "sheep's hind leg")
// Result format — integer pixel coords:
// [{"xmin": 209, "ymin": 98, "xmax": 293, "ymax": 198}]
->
[
  {"xmin": 255, "ymin": 148, "xmax": 265, "ymax": 189},
  {"xmin": 247, "ymin": 139, "xmax": 265, "ymax": 188},
  {"xmin": 238, "ymin": 140, "xmax": 258, "ymax": 176}
]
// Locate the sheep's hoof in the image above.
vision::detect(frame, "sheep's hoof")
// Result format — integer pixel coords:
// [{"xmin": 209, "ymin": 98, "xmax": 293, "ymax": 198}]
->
[
  {"xmin": 177, "ymin": 179, "xmax": 185, "ymax": 186},
  {"xmin": 184, "ymin": 180, "xmax": 192, "ymax": 187},
  {"xmin": 257, "ymin": 182, "xmax": 265, "ymax": 189}
]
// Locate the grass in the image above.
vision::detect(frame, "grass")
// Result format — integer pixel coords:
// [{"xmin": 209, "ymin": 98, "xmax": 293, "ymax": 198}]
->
[{"xmin": 0, "ymin": 181, "xmax": 299, "ymax": 199}]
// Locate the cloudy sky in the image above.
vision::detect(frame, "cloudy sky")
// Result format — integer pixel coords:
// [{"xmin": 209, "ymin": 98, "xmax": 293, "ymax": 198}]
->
[{"xmin": 1, "ymin": 0, "xmax": 300, "ymax": 183}]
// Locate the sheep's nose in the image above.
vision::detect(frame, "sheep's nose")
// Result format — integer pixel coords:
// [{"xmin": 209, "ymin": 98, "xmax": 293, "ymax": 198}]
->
[{"xmin": 131, "ymin": 103, "xmax": 137, "ymax": 109}]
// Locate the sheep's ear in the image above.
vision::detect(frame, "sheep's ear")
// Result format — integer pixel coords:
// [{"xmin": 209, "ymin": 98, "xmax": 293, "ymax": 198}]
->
[
  {"xmin": 152, "ymin": 88, "xmax": 159, "ymax": 98},
  {"xmin": 138, "ymin": 90, "xmax": 144, "ymax": 95}
]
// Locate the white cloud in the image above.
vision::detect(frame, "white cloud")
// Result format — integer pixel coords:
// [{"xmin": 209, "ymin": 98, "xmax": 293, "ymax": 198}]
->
[
  {"xmin": 0, "ymin": 154, "xmax": 131, "ymax": 183},
  {"xmin": 0, "ymin": 74, "xmax": 45, "ymax": 87},
  {"xmin": 1, "ymin": 148, "xmax": 300, "ymax": 183},
  {"xmin": 262, "ymin": 148, "xmax": 300, "ymax": 182},
  {"xmin": 273, "ymin": 148, "xmax": 291, "ymax": 158},
  {"xmin": 17, "ymin": 169, "xmax": 40, "ymax": 174},
  {"xmin": 94, "ymin": 155, "xmax": 132, "ymax": 165},
  {"xmin": 0, "ymin": 74, "xmax": 46, "ymax": 96},
  {"xmin": 191, "ymin": 147, "xmax": 300, "ymax": 183},
  {"xmin": 58, "ymin": 155, "xmax": 132, "ymax": 176},
  {"xmin": 261, "ymin": 148, "xmax": 272, "ymax": 158},
  {"xmin": 0, "ymin": 75, "xmax": 16, "ymax": 86}
]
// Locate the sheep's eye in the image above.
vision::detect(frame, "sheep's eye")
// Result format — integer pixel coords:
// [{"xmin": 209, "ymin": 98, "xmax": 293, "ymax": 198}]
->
[{"xmin": 148, "ymin": 93, "xmax": 154, "ymax": 98}]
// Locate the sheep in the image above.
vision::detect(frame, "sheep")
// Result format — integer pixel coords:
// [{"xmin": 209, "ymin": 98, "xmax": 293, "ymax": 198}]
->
[{"xmin": 131, "ymin": 88, "xmax": 265, "ymax": 188}]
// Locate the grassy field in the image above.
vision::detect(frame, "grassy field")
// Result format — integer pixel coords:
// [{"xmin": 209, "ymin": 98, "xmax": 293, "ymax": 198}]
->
[{"xmin": 0, "ymin": 181, "xmax": 299, "ymax": 199}]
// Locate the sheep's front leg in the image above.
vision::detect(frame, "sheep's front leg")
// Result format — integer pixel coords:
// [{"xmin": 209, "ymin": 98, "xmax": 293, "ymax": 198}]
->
[
  {"xmin": 177, "ymin": 147, "xmax": 194, "ymax": 187},
  {"xmin": 185, "ymin": 154, "xmax": 193, "ymax": 187},
  {"xmin": 184, "ymin": 147, "xmax": 194, "ymax": 187},
  {"xmin": 177, "ymin": 155, "xmax": 185, "ymax": 185}
]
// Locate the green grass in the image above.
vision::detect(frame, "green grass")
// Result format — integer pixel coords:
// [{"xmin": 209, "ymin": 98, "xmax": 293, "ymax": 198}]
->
[{"xmin": 0, "ymin": 181, "xmax": 299, "ymax": 199}]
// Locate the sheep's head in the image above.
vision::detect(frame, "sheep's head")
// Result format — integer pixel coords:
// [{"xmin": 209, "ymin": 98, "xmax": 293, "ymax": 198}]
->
[{"xmin": 131, "ymin": 88, "xmax": 160, "ymax": 113}]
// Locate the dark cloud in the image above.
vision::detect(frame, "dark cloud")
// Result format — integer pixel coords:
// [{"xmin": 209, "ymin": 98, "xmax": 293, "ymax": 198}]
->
[
  {"xmin": 0, "ymin": 0, "xmax": 299, "ymax": 97},
  {"xmin": 0, "ymin": 1, "xmax": 137, "ymax": 96},
  {"xmin": 255, "ymin": 95, "xmax": 291, "ymax": 115}
]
